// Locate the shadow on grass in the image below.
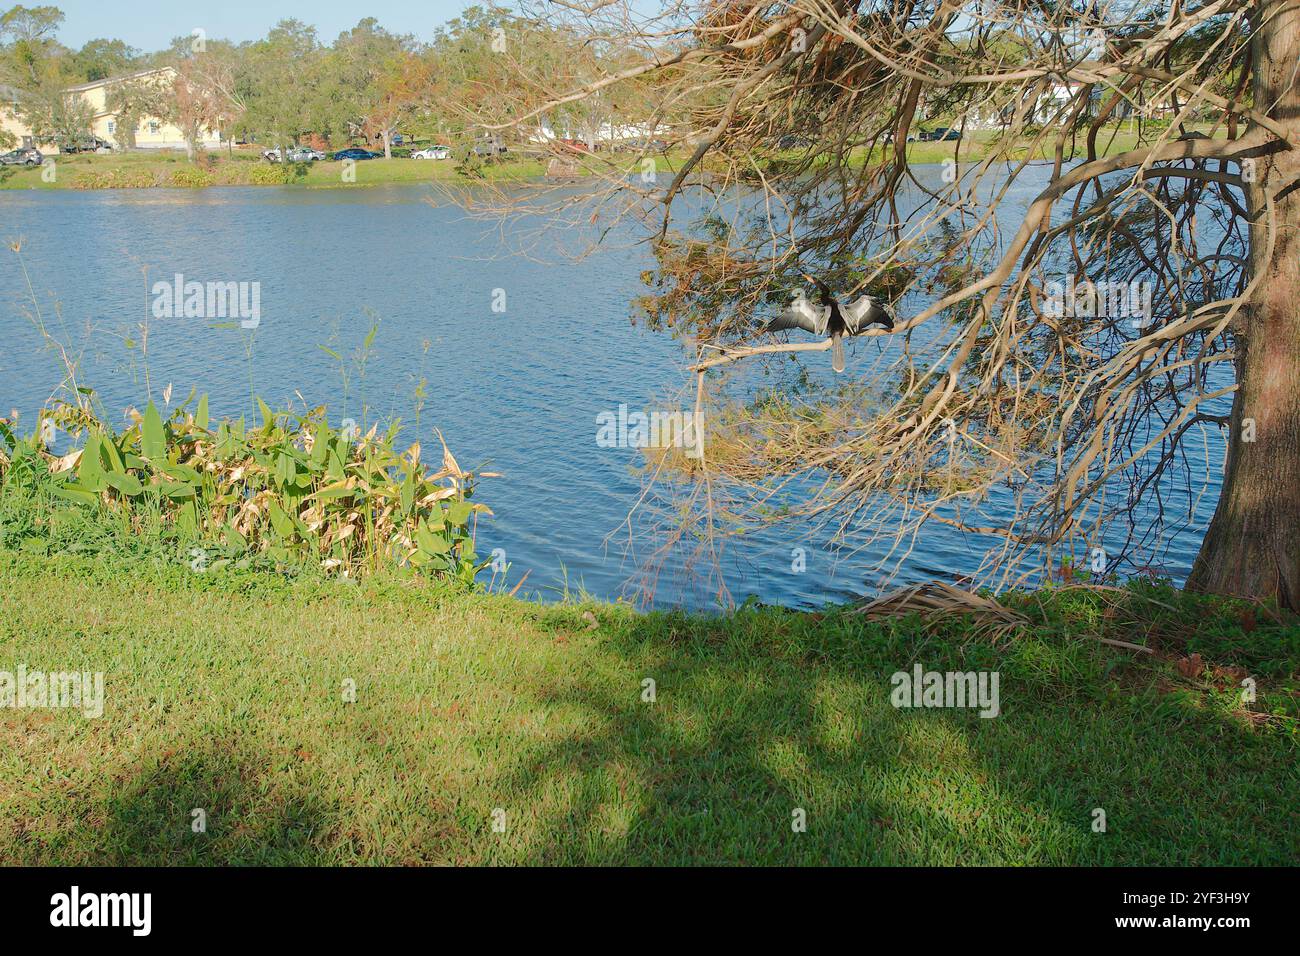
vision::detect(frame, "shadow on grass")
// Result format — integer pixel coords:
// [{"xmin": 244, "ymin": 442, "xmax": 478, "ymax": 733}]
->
[
  {"xmin": 96, "ymin": 738, "xmax": 338, "ymax": 866},
  {"xmin": 475, "ymin": 612, "xmax": 1298, "ymax": 866}
]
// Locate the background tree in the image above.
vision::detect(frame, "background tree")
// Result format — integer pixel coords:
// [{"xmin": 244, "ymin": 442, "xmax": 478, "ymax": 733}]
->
[
  {"xmin": 366, "ymin": 52, "xmax": 435, "ymax": 157},
  {"xmin": 18, "ymin": 81, "xmax": 91, "ymax": 146},
  {"xmin": 0, "ymin": 4, "xmax": 65, "ymax": 86},
  {"xmin": 70, "ymin": 37, "xmax": 138, "ymax": 82},
  {"xmin": 316, "ymin": 18, "xmax": 419, "ymax": 152},
  {"xmin": 242, "ymin": 19, "xmax": 321, "ymax": 157}
]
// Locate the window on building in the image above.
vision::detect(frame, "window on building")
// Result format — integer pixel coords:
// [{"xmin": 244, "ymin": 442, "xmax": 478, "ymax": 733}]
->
[
  {"xmin": 107, "ymin": 120, "xmax": 116, "ymax": 135},
  {"xmin": 149, "ymin": 122, "xmax": 159, "ymax": 134}
]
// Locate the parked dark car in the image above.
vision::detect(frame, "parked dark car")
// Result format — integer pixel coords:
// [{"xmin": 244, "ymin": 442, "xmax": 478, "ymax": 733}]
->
[
  {"xmin": 921, "ymin": 127, "xmax": 962, "ymax": 142},
  {"xmin": 332, "ymin": 148, "xmax": 381, "ymax": 161},
  {"xmin": 776, "ymin": 135, "xmax": 813, "ymax": 150},
  {"xmin": 0, "ymin": 147, "xmax": 43, "ymax": 166},
  {"xmin": 60, "ymin": 137, "xmax": 110, "ymax": 154}
]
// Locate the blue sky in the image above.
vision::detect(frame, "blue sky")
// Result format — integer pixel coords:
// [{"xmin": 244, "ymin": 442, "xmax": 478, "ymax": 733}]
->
[{"xmin": 50, "ymin": 0, "xmax": 473, "ymax": 50}]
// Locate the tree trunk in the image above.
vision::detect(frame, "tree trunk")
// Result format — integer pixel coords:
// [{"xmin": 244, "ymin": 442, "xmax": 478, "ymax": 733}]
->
[
  {"xmin": 383, "ymin": 130, "xmax": 392, "ymax": 159},
  {"xmin": 1186, "ymin": 0, "xmax": 1300, "ymax": 611}
]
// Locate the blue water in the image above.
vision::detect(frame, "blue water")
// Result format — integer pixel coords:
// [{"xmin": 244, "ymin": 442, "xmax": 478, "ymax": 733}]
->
[{"xmin": 0, "ymin": 178, "xmax": 1224, "ymax": 607}]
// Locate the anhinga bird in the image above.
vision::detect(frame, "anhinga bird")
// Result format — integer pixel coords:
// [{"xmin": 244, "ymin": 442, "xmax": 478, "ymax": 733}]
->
[{"xmin": 765, "ymin": 274, "xmax": 896, "ymax": 372}]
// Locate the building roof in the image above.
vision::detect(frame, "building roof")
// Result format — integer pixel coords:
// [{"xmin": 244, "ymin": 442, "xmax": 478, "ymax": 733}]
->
[{"xmin": 63, "ymin": 66, "xmax": 175, "ymax": 93}]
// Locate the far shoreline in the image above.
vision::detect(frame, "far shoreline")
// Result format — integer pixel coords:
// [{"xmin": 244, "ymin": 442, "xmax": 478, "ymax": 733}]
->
[{"xmin": 0, "ymin": 130, "xmax": 1197, "ymax": 191}]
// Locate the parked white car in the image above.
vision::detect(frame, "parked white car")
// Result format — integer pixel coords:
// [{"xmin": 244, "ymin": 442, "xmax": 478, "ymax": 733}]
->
[
  {"xmin": 412, "ymin": 145, "xmax": 451, "ymax": 160},
  {"xmin": 263, "ymin": 146, "xmax": 325, "ymax": 163}
]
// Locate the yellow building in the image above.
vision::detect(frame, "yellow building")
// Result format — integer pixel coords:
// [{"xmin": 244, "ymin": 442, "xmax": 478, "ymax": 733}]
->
[
  {"xmin": 1, "ymin": 67, "xmax": 222, "ymax": 154},
  {"xmin": 0, "ymin": 85, "xmax": 34, "ymax": 148}
]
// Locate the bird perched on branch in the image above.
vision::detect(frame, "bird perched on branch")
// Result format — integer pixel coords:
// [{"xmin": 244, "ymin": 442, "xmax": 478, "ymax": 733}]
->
[{"xmin": 764, "ymin": 274, "xmax": 896, "ymax": 372}]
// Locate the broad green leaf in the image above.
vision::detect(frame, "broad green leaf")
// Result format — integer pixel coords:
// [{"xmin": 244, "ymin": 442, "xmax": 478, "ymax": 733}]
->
[
  {"xmin": 51, "ymin": 483, "xmax": 98, "ymax": 505},
  {"xmin": 77, "ymin": 433, "xmax": 106, "ymax": 492},
  {"xmin": 447, "ymin": 500, "xmax": 472, "ymax": 526},
  {"xmin": 310, "ymin": 421, "xmax": 330, "ymax": 466},
  {"xmin": 100, "ymin": 435, "xmax": 124, "ymax": 473},
  {"xmin": 415, "ymin": 525, "xmax": 450, "ymax": 554},
  {"xmin": 310, "ymin": 482, "xmax": 354, "ymax": 501},
  {"xmin": 268, "ymin": 500, "xmax": 294, "ymax": 539},
  {"xmin": 141, "ymin": 402, "xmax": 166, "ymax": 461},
  {"xmin": 326, "ymin": 447, "xmax": 345, "ymax": 482},
  {"xmin": 157, "ymin": 461, "xmax": 201, "ymax": 483},
  {"xmin": 104, "ymin": 471, "xmax": 143, "ymax": 496},
  {"xmin": 158, "ymin": 481, "xmax": 196, "ymax": 500}
]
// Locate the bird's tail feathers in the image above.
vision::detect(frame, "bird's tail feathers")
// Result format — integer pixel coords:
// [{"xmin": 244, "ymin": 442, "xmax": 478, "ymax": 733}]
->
[{"xmin": 831, "ymin": 336, "xmax": 846, "ymax": 374}]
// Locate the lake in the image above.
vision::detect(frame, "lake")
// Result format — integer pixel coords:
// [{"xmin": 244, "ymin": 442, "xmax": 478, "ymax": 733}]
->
[{"xmin": 0, "ymin": 175, "xmax": 1224, "ymax": 608}]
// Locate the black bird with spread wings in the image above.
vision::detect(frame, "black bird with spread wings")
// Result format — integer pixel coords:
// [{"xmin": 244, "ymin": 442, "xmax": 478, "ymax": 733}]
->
[{"xmin": 764, "ymin": 273, "xmax": 896, "ymax": 373}]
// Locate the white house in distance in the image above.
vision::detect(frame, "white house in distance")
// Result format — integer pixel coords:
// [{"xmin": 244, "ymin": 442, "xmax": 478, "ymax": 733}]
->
[{"xmin": 1, "ymin": 67, "xmax": 222, "ymax": 153}]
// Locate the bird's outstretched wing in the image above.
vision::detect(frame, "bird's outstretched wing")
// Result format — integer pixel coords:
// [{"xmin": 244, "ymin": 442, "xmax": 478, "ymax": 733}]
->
[
  {"xmin": 840, "ymin": 295, "xmax": 895, "ymax": 333},
  {"xmin": 765, "ymin": 296, "xmax": 829, "ymax": 335}
]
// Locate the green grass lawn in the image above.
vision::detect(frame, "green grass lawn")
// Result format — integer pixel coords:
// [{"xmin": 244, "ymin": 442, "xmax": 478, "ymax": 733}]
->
[{"xmin": 1, "ymin": 547, "xmax": 1295, "ymax": 865}]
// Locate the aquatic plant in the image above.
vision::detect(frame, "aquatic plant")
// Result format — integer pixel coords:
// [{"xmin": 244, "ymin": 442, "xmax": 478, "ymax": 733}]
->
[{"xmin": 0, "ymin": 396, "xmax": 492, "ymax": 585}]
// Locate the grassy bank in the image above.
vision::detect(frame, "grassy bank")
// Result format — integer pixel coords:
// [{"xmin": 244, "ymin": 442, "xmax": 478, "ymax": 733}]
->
[
  {"xmin": 0, "ymin": 149, "xmax": 552, "ymax": 190},
  {"xmin": 1, "ymin": 541, "xmax": 1296, "ymax": 865},
  {"xmin": 0, "ymin": 125, "xmax": 1198, "ymax": 190}
]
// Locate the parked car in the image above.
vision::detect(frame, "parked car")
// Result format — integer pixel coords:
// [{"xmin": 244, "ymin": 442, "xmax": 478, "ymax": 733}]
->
[
  {"xmin": 620, "ymin": 138, "xmax": 669, "ymax": 153},
  {"xmin": 411, "ymin": 145, "xmax": 451, "ymax": 160},
  {"xmin": 776, "ymin": 134, "xmax": 813, "ymax": 150},
  {"xmin": 0, "ymin": 147, "xmax": 42, "ymax": 166},
  {"xmin": 60, "ymin": 136, "xmax": 110, "ymax": 155},
  {"xmin": 471, "ymin": 135, "xmax": 508, "ymax": 157},
  {"xmin": 332, "ymin": 147, "xmax": 381, "ymax": 161},
  {"xmin": 262, "ymin": 146, "xmax": 324, "ymax": 162},
  {"xmin": 921, "ymin": 127, "xmax": 962, "ymax": 142}
]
